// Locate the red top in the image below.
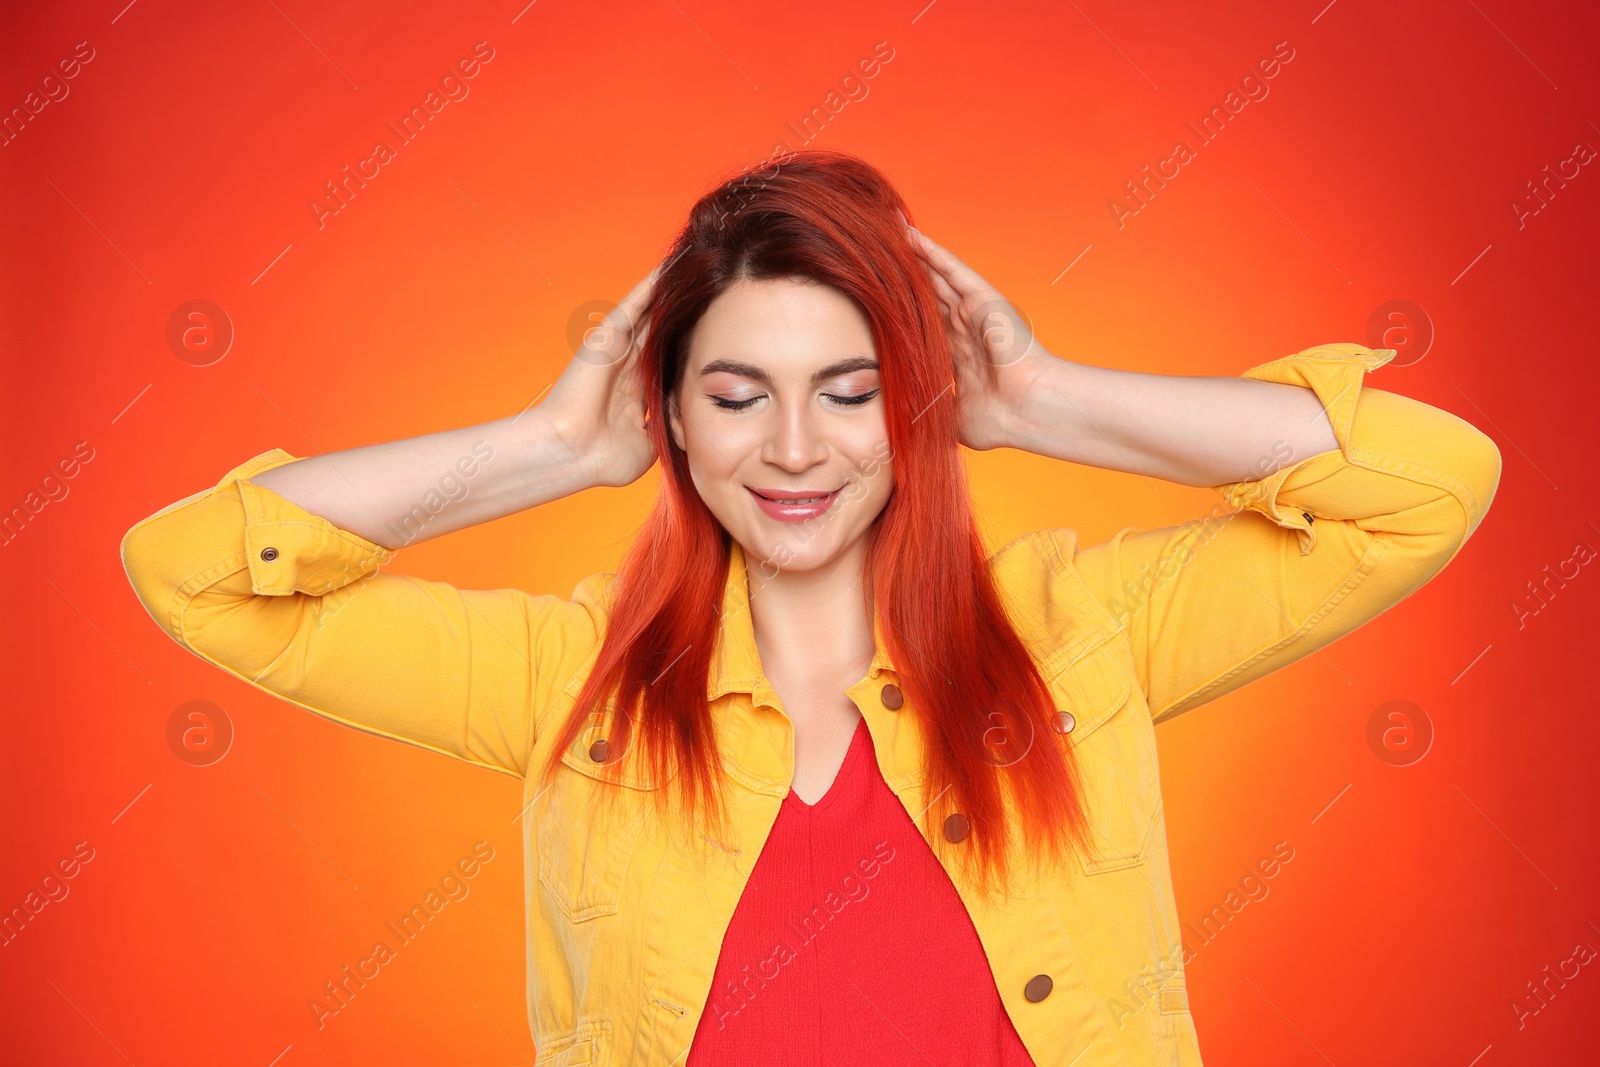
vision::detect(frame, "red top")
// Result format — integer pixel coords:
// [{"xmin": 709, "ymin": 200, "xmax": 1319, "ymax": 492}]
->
[{"xmin": 685, "ymin": 715, "xmax": 1040, "ymax": 1066}]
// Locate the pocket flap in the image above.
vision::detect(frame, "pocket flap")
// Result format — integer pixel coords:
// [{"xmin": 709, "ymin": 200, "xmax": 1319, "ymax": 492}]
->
[
  {"xmin": 540, "ymin": 1038, "xmax": 593, "ymax": 1067},
  {"xmin": 1048, "ymin": 641, "xmax": 1131, "ymax": 740},
  {"xmin": 546, "ymin": 685, "xmax": 664, "ymax": 791},
  {"xmin": 537, "ymin": 1020, "xmax": 611, "ymax": 1066},
  {"xmin": 557, "ymin": 712, "xmax": 664, "ymax": 791}
]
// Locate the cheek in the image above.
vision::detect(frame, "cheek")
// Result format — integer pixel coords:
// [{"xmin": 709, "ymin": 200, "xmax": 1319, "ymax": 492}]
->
[
  {"xmin": 679, "ymin": 417, "xmax": 748, "ymax": 498},
  {"xmin": 849, "ymin": 441, "xmax": 895, "ymax": 513},
  {"xmin": 862, "ymin": 465, "xmax": 895, "ymax": 517},
  {"xmin": 855, "ymin": 424, "xmax": 894, "ymax": 479}
]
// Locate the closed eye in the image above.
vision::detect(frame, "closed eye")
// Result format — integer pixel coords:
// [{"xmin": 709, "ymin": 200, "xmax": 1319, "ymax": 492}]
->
[
  {"xmin": 707, "ymin": 389, "xmax": 880, "ymax": 411},
  {"xmin": 825, "ymin": 390, "xmax": 879, "ymax": 407}
]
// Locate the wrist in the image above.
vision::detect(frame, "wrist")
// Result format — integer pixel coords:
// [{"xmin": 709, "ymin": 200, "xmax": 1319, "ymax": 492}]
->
[
  {"xmin": 1001, "ymin": 353, "xmax": 1084, "ymax": 460},
  {"xmin": 503, "ymin": 407, "xmax": 607, "ymax": 505}
]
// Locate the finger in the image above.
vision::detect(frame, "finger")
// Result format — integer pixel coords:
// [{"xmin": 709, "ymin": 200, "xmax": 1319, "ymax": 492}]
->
[
  {"xmin": 627, "ymin": 310, "xmax": 646, "ymax": 356},
  {"xmin": 905, "ymin": 234, "xmax": 961, "ymax": 312},
  {"xmin": 909, "ymin": 229, "xmax": 994, "ymax": 300},
  {"xmin": 633, "ymin": 313, "xmax": 653, "ymax": 355},
  {"xmin": 579, "ymin": 267, "xmax": 659, "ymax": 368},
  {"xmin": 924, "ymin": 264, "xmax": 962, "ymax": 316},
  {"xmin": 915, "ymin": 231, "xmax": 991, "ymax": 299},
  {"xmin": 620, "ymin": 264, "xmax": 659, "ymax": 309},
  {"xmin": 610, "ymin": 264, "xmax": 662, "ymax": 331},
  {"xmin": 909, "ymin": 232, "xmax": 969, "ymax": 305}
]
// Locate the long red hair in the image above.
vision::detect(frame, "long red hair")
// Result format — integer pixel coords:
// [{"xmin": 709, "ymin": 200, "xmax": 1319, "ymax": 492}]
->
[{"xmin": 538, "ymin": 148, "xmax": 1089, "ymax": 895}]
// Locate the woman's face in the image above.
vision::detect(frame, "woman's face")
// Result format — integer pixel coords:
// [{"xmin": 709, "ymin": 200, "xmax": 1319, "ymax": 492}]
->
[{"xmin": 667, "ymin": 275, "xmax": 895, "ymax": 579}]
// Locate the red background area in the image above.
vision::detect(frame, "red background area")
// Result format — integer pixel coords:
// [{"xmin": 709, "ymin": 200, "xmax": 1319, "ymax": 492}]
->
[{"xmin": 2, "ymin": 1, "xmax": 1597, "ymax": 1064}]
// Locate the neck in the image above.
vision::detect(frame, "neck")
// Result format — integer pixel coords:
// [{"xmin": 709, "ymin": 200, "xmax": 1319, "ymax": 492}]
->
[{"xmin": 743, "ymin": 538, "xmax": 877, "ymax": 692}]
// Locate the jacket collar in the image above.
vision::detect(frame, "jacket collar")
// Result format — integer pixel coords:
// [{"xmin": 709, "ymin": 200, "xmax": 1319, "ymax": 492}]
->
[
  {"xmin": 707, "ymin": 540, "xmax": 897, "ymax": 703},
  {"xmin": 556, "ymin": 540, "xmax": 910, "ymax": 797}
]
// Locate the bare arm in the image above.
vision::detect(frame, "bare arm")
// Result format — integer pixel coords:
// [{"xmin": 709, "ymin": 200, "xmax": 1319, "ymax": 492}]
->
[
  {"xmin": 119, "ymin": 267, "xmax": 662, "ymax": 776},
  {"xmin": 910, "ymin": 226, "xmax": 1499, "ymax": 725},
  {"xmin": 248, "ymin": 266, "xmax": 661, "ymax": 550},
  {"xmin": 247, "ymin": 410, "xmax": 594, "ymax": 551},
  {"xmin": 1002, "ymin": 359, "xmax": 1340, "ymax": 487},
  {"xmin": 905, "ymin": 224, "xmax": 1338, "ymax": 482}
]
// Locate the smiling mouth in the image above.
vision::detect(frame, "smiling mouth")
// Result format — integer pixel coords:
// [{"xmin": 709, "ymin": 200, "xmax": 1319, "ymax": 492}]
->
[{"xmin": 748, "ymin": 487, "xmax": 842, "ymax": 503}]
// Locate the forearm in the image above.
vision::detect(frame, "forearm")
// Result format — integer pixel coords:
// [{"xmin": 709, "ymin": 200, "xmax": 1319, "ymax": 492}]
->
[
  {"xmin": 247, "ymin": 407, "xmax": 597, "ymax": 550},
  {"xmin": 1005, "ymin": 355, "xmax": 1339, "ymax": 487}
]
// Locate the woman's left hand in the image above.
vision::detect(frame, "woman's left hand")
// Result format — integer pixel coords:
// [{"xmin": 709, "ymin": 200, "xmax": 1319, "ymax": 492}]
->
[{"xmin": 907, "ymin": 225, "xmax": 1055, "ymax": 451}]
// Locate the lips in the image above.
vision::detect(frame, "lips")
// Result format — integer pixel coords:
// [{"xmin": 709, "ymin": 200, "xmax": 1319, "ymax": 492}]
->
[
  {"xmin": 753, "ymin": 491, "xmax": 830, "ymax": 503},
  {"xmin": 746, "ymin": 486, "xmax": 842, "ymax": 523},
  {"xmin": 750, "ymin": 487, "xmax": 839, "ymax": 501}
]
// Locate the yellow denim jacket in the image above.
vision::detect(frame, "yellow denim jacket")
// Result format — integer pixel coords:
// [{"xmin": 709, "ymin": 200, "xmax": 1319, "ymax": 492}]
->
[{"xmin": 119, "ymin": 343, "xmax": 1500, "ymax": 1066}]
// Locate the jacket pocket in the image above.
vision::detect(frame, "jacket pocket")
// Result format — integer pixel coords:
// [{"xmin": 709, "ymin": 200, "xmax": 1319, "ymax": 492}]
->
[
  {"xmin": 537, "ymin": 1020, "xmax": 613, "ymax": 1066},
  {"xmin": 1048, "ymin": 641, "xmax": 1161, "ymax": 874},
  {"xmin": 537, "ymin": 711, "xmax": 661, "ymax": 923}
]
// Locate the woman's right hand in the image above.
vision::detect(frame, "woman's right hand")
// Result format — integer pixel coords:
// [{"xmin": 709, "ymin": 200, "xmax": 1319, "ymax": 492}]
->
[{"xmin": 538, "ymin": 265, "xmax": 662, "ymax": 489}]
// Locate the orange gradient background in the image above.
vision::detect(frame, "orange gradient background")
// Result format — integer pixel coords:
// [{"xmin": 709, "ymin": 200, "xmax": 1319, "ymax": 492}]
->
[{"xmin": 2, "ymin": 1, "xmax": 1596, "ymax": 1064}]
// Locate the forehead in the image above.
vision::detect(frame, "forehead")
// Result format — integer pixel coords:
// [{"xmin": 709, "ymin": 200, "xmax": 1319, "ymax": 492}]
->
[{"xmin": 686, "ymin": 277, "xmax": 876, "ymax": 373}]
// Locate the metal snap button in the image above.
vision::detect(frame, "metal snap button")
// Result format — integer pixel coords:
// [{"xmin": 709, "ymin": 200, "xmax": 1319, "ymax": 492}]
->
[
  {"xmin": 943, "ymin": 812, "xmax": 971, "ymax": 842},
  {"xmin": 1302, "ymin": 511, "xmax": 1314, "ymax": 524},
  {"xmin": 881, "ymin": 683, "xmax": 904, "ymax": 710},
  {"xmin": 1052, "ymin": 710, "xmax": 1076, "ymax": 735},
  {"xmin": 1024, "ymin": 974, "xmax": 1053, "ymax": 1002},
  {"xmin": 588, "ymin": 738, "xmax": 611, "ymax": 763},
  {"xmin": 260, "ymin": 547, "xmax": 279, "ymax": 561}
]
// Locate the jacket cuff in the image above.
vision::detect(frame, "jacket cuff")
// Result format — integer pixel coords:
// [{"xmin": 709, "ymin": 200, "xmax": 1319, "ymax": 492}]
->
[
  {"xmin": 1210, "ymin": 343, "xmax": 1397, "ymax": 555},
  {"xmin": 217, "ymin": 449, "xmax": 397, "ymax": 596}
]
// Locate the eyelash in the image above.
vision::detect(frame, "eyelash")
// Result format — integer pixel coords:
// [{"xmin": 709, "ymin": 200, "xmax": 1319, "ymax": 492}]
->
[{"xmin": 709, "ymin": 390, "xmax": 880, "ymax": 411}]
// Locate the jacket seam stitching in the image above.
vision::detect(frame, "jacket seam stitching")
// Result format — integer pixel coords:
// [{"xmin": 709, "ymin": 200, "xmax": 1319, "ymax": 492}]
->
[
  {"xmin": 169, "ymin": 553, "xmax": 250, "ymax": 639},
  {"xmin": 460, "ymin": 585, "xmax": 476, "ymax": 771},
  {"xmin": 1345, "ymin": 444, "xmax": 1483, "ymax": 524},
  {"xmin": 1157, "ymin": 531, "xmax": 1389, "ymax": 719},
  {"xmin": 523, "ymin": 591, "xmax": 544, "ymax": 774},
  {"xmin": 1038, "ymin": 529, "xmax": 1122, "ymax": 677},
  {"xmin": 168, "ymin": 554, "xmax": 521, "ymax": 780}
]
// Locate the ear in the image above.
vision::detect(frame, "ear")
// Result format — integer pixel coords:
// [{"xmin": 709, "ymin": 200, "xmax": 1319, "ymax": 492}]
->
[{"xmin": 666, "ymin": 388, "xmax": 687, "ymax": 453}]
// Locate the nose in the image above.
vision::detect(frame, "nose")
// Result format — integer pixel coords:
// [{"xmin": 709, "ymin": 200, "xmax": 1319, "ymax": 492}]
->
[{"xmin": 760, "ymin": 397, "xmax": 830, "ymax": 473}]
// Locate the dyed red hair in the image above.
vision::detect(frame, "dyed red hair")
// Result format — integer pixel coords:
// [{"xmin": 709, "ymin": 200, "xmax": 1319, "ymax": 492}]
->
[{"xmin": 538, "ymin": 148, "xmax": 1090, "ymax": 894}]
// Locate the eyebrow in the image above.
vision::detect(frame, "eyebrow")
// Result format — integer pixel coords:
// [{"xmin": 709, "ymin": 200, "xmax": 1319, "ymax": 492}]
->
[{"xmin": 698, "ymin": 356, "xmax": 880, "ymax": 385}]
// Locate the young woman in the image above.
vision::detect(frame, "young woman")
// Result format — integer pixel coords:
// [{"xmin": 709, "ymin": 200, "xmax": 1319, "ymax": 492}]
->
[{"xmin": 121, "ymin": 149, "xmax": 1501, "ymax": 1066}]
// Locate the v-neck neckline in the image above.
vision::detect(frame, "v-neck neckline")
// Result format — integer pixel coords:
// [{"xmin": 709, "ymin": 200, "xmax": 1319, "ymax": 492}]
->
[{"xmin": 786, "ymin": 716, "xmax": 868, "ymax": 814}]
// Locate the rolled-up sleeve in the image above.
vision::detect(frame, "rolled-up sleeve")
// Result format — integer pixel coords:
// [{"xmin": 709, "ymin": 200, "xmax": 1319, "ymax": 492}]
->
[
  {"xmin": 119, "ymin": 448, "xmax": 604, "ymax": 777},
  {"xmin": 1062, "ymin": 342, "xmax": 1503, "ymax": 724}
]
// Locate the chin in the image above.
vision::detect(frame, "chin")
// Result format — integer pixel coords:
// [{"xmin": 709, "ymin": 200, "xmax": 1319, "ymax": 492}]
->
[{"xmin": 738, "ymin": 531, "xmax": 841, "ymax": 581}]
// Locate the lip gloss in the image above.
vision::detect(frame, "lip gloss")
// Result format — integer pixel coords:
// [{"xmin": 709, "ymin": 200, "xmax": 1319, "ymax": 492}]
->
[{"xmin": 747, "ymin": 487, "xmax": 841, "ymax": 523}]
